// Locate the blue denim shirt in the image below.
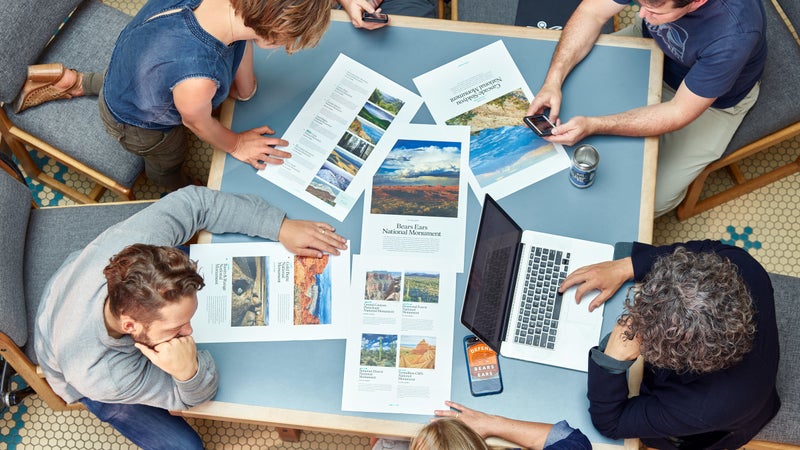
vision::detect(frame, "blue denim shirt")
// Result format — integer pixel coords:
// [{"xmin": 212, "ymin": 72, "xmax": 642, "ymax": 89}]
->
[{"xmin": 103, "ymin": 0, "xmax": 246, "ymax": 130}]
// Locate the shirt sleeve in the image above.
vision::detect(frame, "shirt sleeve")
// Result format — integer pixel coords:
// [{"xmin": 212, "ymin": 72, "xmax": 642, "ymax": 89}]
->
[{"xmin": 543, "ymin": 420, "xmax": 592, "ymax": 450}]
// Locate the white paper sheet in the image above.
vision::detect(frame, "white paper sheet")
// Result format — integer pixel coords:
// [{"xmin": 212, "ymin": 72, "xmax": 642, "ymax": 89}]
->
[
  {"xmin": 189, "ymin": 242, "xmax": 350, "ymax": 343},
  {"xmin": 341, "ymin": 255, "xmax": 456, "ymax": 415},
  {"xmin": 257, "ymin": 54, "xmax": 424, "ymax": 221},
  {"xmin": 360, "ymin": 123, "xmax": 471, "ymax": 273},
  {"xmin": 413, "ymin": 40, "xmax": 570, "ymax": 202}
]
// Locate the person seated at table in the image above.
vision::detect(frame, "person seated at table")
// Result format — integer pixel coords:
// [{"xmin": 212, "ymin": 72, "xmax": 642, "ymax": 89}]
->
[
  {"xmin": 34, "ymin": 186, "xmax": 348, "ymax": 449},
  {"xmin": 560, "ymin": 240, "xmax": 780, "ymax": 449},
  {"xmin": 527, "ymin": 0, "xmax": 766, "ymax": 217},
  {"xmin": 15, "ymin": 0, "xmax": 331, "ymax": 190},
  {"xmin": 336, "ymin": 0, "xmax": 437, "ymax": 29}
]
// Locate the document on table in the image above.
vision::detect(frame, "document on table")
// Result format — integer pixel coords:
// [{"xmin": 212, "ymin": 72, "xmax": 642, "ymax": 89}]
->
[
  {"xmin": 361, "ymin": 123, "xmax": 471, "ymax": 273},
  {"xmin": 189, "ymin": 242, "xmax": 350, "ymax": 343},
  {"xmin": 413, "ymin": 40, "xmax": 569, "ymax": 202},
  {"xmin": 341, "ymin": 255, "xmax": 456, "ymax": 415},
  {"xmin": 257, "ymin": 54, "xmax": 423, "ymax": 222}
]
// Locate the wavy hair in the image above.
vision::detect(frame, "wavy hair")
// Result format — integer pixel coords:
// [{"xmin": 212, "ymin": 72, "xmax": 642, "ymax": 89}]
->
[
  {"xmin": 621, "ymin": 247, "xmax": 755, "ymax": 374},
  {"xmin": 410, "ymin": 418, "xmax": 489, "ymax": 450},
  {"xmin": 104, "ymin": 244, "xmax": 205, "ymax": 324},
  {"xmin": 232, "ymin": 0, "xmax": 331, "ymax": 54}
]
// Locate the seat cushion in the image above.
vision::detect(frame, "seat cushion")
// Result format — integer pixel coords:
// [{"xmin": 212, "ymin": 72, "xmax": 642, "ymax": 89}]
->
[
  {"xmin": 724, "ymin": 0, "xmax": 800, "ymax": 154},
  {"xmin": 0, "ymin": 171, "xmax": 33, "ymax": 347},
  {"xmin": 753, "ymin": 273, "xmax": 800, "ymax": 445},
  {"xmin": 23, "ymin": 201, "xmax": 152, "ymax": 363},
  {"xmin": 5, "ymin": 0, "xmax": 143, "ymax": 189},
  {"xmin": 775, "ymin": 0, "xmax": 799, "ymax": 31}
]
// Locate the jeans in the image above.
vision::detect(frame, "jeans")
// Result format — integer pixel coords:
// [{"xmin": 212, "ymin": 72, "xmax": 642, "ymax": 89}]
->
[{"xmin": 80, "ymin": 398, "xmax": 204, "ymax": 450}]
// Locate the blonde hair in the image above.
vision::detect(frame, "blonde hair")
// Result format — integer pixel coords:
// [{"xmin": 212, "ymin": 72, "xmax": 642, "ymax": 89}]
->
[
  {"xmin": 231, "ymin": 0, "xmax": 331, "ymax": 53},
  {"xmin": 410, "ymin": 418, "xmax": 490, "ymax": 450}
]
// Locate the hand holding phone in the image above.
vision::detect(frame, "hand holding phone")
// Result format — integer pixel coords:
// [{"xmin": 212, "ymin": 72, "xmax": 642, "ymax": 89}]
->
[
  {"xmin": 524, "ymin": 114, "xmax": 556, "ymax": 137},
  {"xmin": 362, "ymin": 11, "xmax": 389, "ymax": 23},
  {"xmin": 464, "ymin": 335, "xmax": 503, "ymax": 396}
]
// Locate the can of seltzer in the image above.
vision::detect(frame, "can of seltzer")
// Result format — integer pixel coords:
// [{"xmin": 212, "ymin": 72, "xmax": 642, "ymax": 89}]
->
[{"xmin": 569, "ymin": 144, "xmax": 599, "ymax": 188}]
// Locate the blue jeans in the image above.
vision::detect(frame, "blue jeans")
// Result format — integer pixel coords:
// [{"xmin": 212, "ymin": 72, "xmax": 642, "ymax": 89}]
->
[{"xmin": 80, "ymin": 398, "xmax": 203, "ymax": 450}]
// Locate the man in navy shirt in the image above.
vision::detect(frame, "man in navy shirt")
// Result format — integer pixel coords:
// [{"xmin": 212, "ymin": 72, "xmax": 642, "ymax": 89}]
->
[{"xmin": 528, "ymin": 0, "xmax": 766, "ymax": 217}]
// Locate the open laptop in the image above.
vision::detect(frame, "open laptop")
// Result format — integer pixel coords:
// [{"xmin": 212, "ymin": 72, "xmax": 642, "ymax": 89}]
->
[{"xmin": 461, "ymin": 195, "xmax": 613, "ymax": 372}]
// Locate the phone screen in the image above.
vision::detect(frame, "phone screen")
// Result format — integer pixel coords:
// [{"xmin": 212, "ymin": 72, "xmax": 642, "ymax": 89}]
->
[
  {"xmin": 363, "ymin": 12, "xmax": 389, "ymax": 22},
  {"xmin": 464, "ymin": 336, "xmax": 503, "ymax": 396},
  {"xmin": 524, "ymin": 114, "xmax": 555, "ymax": 136}
]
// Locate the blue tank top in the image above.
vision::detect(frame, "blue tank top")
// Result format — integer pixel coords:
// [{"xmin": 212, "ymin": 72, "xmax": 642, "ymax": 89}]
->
[{"xmin": 104, "ymin": 0, "xmax": 246, "ymax": 130}]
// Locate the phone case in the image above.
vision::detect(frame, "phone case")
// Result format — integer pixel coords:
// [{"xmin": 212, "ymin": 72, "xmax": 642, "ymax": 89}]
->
[{"xmin": 464, "ymin": 336, "xmax": 503, "ymax": 396}]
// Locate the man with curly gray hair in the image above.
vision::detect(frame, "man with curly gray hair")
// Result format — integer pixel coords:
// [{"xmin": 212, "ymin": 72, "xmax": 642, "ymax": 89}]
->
[{"xmin": 560, "ymin": 240, "xmax": 779, "ymax": 450}]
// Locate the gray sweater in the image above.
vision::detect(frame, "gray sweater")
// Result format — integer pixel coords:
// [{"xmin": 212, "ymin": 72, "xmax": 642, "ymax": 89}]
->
[{"xmin": 34, "ymin": 186, "xmax": 286, "ymax": 410}]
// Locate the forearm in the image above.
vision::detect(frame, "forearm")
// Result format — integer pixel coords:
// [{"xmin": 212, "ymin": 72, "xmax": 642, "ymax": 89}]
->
[
  {"xmin": 183, "ymin": 113, "xmax": 240, "ymax": 154},
  {"xmin": 175, "ymin": 350, "xmax": 219, "ymax": 408},
  {"xmin": 487, "ymin": 415, "xmax": 553, "ymax": 450},
  {"xmin": 584, "ymin": 102, "xmax": 691, "ymax": 138},
  {"xmin": 231, "ymin": 41, "xmax": 257, "ymax": 100}
]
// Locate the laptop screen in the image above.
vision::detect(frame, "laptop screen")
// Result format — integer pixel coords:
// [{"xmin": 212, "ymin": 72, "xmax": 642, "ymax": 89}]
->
[{"xmin": 461, "ymin": 195, "xmax": 523, "ymax": 352}]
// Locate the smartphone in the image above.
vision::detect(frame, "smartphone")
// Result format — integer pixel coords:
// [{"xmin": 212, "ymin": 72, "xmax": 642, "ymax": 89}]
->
[
  {"xmin": 362, "ymin": 11, "xmax": 389, "ymax": 23},
  {"xmin": 523, "ymin": 114, "xmax": 556, "ymax": 137},
  {"xmin": 463, "ymin": 335, "xmax": 503, "ymax": 396}
]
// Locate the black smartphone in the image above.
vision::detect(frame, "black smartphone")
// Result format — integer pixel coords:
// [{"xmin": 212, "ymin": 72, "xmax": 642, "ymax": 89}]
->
[
  {"xmin": 463, "ymin": 335, "xmax": 503, "ymax": 396},
  {"xmin": 523, "ymin": 114, "xmax": 556, "ymax": 137},
  {"xmin": 362, "ymin": 11, "xmax": 389, "ymax": 23}
]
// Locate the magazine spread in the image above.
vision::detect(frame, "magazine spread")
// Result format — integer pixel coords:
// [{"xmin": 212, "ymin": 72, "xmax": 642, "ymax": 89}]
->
[
  {"xmin": 189, "ymin": 242, "xmax": 351, "ymax": 343},
  {"xmin": 361, "ymin": 123, "xmax": 471, "ymax": 273},
  {"xmin": 413, "ymin": 40, "xmax": 569, "ymax": 201},
  {"xmin": 341, "ymin": 255, "xmax": 456, "ymax": 415},
  {"xmin": 257, "ymin": 54, "xmax": 424, "ymax": 221}
]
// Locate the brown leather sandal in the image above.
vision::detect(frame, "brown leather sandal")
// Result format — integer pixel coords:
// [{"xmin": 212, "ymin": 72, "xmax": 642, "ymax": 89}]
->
[{"xmin": 14, "ymin": 63, "xmax": 82, "ymax": 114}]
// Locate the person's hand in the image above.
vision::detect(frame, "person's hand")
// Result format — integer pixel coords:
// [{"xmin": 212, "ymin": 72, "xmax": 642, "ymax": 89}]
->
[
  {"xmin": 278, "ymin": 219, "xmax": 348, "ymax": 257},
  {"xmin": 230, "ymin": 126, "xmax": 291, "ymax": 170},
  {"xmin": 604, "ymin": 320, "xmax": 641, "ymax": 361},
  {"xmin": 527, "ymin": 83, "xmax": 563, "ymax": 122},
  {"xmin": 433, "ymin": 400, "xmax": 498, "ymax": 438},
  {"xmin": 338, "ymin": 0, "xmax": 388, "ymax": 30},
  {"xmin": 135, "ymin": 336, "xmax": 199, "ymax": 382},
  {"xmin": 559, "ymin": 257, "xmax": 634, "ymax": 312},
  {"xmin": 544, "ymin": 116, "xmax": 594, "ymax": 146}
]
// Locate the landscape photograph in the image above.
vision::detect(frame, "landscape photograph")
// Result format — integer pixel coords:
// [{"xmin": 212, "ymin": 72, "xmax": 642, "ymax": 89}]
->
[
  {"xmin": 305, "ymin": 176, "xmax": 340, "ymax": 206},
  {"xmin": 230, "ymin": 256, "xmax": 268, "ymax": 327},
  {"xmin": 371, "ymin": 139, "xmax": 461, "ymax": 217},
  {"xmin": 293, "ymin": 254, "xmax": 332, "ymax": 325},
  {"xmin": 402, "ymin": 272, "xmax": 440, "ymax": 303},
  {"xmin": 364, "ymin": 270, "xmax": 403, "ymax": 301},
  {"xmin": 399, "ymin": 336, "xmax": 436, "ymax": 369},
  {"xmin": 446, "ymin": 88, "xmax": 558, "ymax": 187},
  {"xmin": 368, "ymin": 88, "xmax": 405, "ymax": 116},
  {"xmin": 350, "ymin": 101, "xmax": 394, "ymax": 144},
  {"xmin": 327, "ymin": 146, "xmax": 363, "ymax": 176},
  {"xmin": 337, "ymin": 131, "xmax": 374, "ymax": 160},
  {"xmin": 315, "ymin": 159, "xmax": 354, "ymax": 192},
  {"xmin": 360, "ymin": 333, "xmax": 398, "ymax": 367}
]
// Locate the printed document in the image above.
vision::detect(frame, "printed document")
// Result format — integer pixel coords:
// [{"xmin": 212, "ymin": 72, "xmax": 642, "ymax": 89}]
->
[
  {"xmin": 342, "ymin": 255, "xmax": 456, "ymax": 415},
  {"xmin": 189, "ymin": 242, "xmax": 350, "ymax": 343},
  {"xmin": 258, "ymin": 54, "xmax": 423, "ymax": 221},
  {"xmin": 413, "ymin": 40, "xmax": 569, "ymax": 201},
  {"xmin": 361, "ymin": 123, "xmax": 471, "ymax": 273}
]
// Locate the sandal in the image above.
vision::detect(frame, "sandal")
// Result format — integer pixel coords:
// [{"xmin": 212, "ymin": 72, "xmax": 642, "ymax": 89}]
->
[{"xmin": 14, "ymin": 63, "xmax": 82, "ymax": 114}]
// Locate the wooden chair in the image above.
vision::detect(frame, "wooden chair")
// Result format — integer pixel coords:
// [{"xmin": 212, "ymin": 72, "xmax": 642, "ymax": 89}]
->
[
  {"xmin": 0, "ymin": 0, "xmax": 143, "ymax": 204},
  {"xmin": 676, "ymin": 0, "xmax": 800, "ymax": 220}
]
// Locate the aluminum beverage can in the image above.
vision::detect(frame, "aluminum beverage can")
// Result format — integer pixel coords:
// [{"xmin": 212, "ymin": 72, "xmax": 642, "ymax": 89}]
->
[{"xmin": 569, "ymin": 144, "xmax": 599, "ymax": 188}]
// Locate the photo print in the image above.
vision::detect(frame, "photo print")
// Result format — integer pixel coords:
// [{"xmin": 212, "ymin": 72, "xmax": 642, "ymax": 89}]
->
[{"xmin": 231, "ymin": 256, "xmax": 269, "ymax": 327}]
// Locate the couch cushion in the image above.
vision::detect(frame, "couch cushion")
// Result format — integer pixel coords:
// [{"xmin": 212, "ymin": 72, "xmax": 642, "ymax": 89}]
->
[{"xmin": 0, "ymin": 171, "xmax": 33, "ymax": 347}]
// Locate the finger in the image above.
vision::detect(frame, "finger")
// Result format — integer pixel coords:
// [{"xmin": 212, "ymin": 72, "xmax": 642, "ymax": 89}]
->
[
  {"xmin": 293, "ymin": 247, "xmax": 324, "ymax": 258},
  {"xmin": 265, "ymin": 146, "xmax": 292, "ymax": 158},
  {"xmin": 134, "ymin": 343, "xmax": 156, "ymax": 358},
  {"xmin": 250, "ymin": 160, "xmax": 267, "ymax": 170},
  {"xmin": 252, "ymin": 125, "xmax": 275, "ymax": 135},
  {"xmin": 589, "ymin": 293, "xmax": 611, "ymax": 312},
  {"xmin": 261, "ymin": 155, "xmax": 287, "ymax": 166}
]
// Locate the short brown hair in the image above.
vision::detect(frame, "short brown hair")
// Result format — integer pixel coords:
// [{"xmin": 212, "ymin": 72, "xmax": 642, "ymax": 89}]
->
[
  {"xmin": 104, "ymin": 244, "xmax": 205, "ymax": 324},
  {"xmin": 232, "ymin": 0, "xmax": 331, "ymax": 54},
  {"xmin": 410, "ymin": 418, "xmax": 489, "ymax": 450}
]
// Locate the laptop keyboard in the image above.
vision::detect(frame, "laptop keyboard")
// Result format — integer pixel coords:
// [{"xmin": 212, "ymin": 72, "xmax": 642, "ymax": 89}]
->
[{"xmin": 513, "ymin": 246, "xmax": 570, "ymax": 349}]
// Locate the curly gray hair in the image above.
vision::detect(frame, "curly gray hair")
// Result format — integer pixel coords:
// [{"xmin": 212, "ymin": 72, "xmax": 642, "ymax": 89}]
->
[{"xmin": 621, "ymin": 247, "xmax": 756, "ymax": 374}]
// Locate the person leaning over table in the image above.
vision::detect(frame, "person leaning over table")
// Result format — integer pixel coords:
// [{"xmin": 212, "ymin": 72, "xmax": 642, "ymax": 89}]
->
[
  {"xmin": 14, "ymin": 0, "xmax": 331, "ymax": 190},
  {"xmin": 560, "ymin": 240, "xmax": 780, "ymax": 449},
  {"xmin": 34, "ymin": 186, "xmax": 348, "ymax": 450},
  {"xmin": 527, "ymin": 0, "xmax": 766, "ymax": 217}
]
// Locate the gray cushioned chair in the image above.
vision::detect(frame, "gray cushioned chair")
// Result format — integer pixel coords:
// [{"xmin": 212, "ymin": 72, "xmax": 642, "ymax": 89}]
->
[
  {"xmin": 0, "ymin": 161, "xmax": 150, "ymax": 411},
  {"xmin": 0, "ymin": 0, "xmax": 144, "ymax": 204},
  {"xmin": 676, "ymin": 0, "xmax": 800, "ymax": 220}
]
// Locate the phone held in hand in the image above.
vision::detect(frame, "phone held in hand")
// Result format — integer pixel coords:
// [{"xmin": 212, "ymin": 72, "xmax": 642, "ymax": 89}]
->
[
  {"xmin": 464, "ymin": 335, "xmax": 503, "ymax": 396},
  {"xmin": 362, "ymin": 11, "xmax": 389, "ymax": 23},
  {"xmin": 524, "ymin": 114, "xmax": 556, "ymax": 137}
]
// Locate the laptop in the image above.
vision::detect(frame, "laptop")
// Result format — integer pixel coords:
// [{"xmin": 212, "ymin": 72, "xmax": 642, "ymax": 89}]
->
[{"xmin": 461, "ymin": 195, "xmax": 613, "ymax": 372}]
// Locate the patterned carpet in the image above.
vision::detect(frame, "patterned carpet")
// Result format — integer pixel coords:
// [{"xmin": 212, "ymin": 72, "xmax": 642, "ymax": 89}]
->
[{"xmin": 2, "ymin": 1, "xmax": 798, "ymax": 449}]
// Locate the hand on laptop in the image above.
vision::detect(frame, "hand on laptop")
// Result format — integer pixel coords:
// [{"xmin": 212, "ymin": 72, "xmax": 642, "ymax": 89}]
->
[{"xmin": 559, "ymin": 257, "xmax": 634, "ymax": 311}]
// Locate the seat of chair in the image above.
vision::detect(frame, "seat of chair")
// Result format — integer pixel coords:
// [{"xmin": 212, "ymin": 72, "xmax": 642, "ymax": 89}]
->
[{"xmin": 4, "ymin": 0, "xmax": 143, "ymax": 189}]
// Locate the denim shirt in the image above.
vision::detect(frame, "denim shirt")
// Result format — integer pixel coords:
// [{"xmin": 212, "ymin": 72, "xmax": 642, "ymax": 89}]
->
[{"xmin": 103, "ymin": 0, "xmax": 246, "ymax": 130}]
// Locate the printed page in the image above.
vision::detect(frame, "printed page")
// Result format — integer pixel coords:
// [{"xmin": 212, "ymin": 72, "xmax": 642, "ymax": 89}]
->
[
  {"xmin": 361, "ymin": 123, "xmax": 471, "ymax": 273},
  {"xmin": 413, "ymin": 40, "xmax": 569, "ymax": 202},
  {"xmin": 257, "ymin": 54, "xmax": 424, "ymax": 221},
  {"xmin": 341, "ymin": 255, "xmax": 456, "ymax": 415},
  {"xmin": 189, "ymin": 242, "xmax": 350, "ymax": 343}
]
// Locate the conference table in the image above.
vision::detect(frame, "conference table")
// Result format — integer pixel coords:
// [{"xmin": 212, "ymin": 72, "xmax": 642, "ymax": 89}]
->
[{"xmin": 177, "ymin": 10, "xmax": 663, "ymax": 449}]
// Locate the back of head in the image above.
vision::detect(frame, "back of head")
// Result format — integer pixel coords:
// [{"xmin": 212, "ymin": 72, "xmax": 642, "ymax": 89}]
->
[
  {"xmin": 103, "ymin": 244, "xmax": 205, "ymax": 324},
  {"xmin": 232, "ymin": 0, "xmax": 331, "ymax": 53},
  {"xmin": 625, "ymin": 247, "xmax": 756, "ymax": 374},
  {"xmin": 410, "ymin": 418, "xmax": 490, "ymax": 450}
]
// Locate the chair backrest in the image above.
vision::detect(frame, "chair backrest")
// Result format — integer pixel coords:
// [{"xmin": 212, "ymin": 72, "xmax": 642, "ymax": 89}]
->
[
  {"xmin": 724, "ymin": 0, "xmax": 800, "ymax": 154},
  {"xmin": 0, "ymin": 0, "xmax": 84, "ymax": 104},
  {"xmin": 454, "ymin": 0, "xmax": 614, "ymax": 32},
  {"xmin": 774, "ymin": 0, "xmax": 799, "ymax": 35}
]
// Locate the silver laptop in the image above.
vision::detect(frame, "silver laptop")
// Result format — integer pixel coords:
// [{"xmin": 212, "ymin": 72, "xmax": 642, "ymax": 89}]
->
[{"xmin": 461, "ymin": 195, "xmax": 613, "ymax": 372}]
